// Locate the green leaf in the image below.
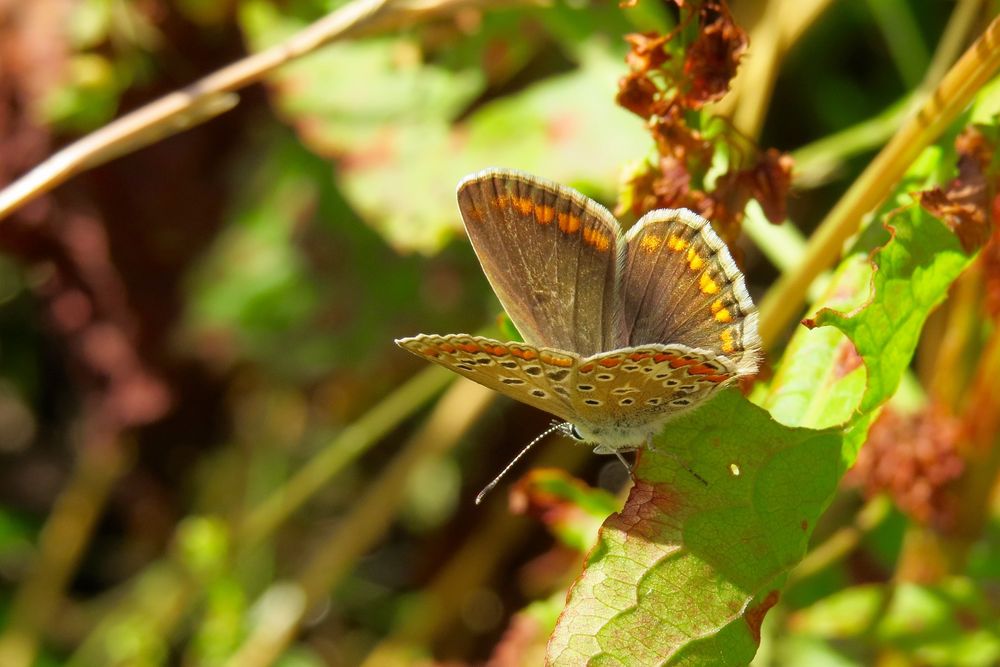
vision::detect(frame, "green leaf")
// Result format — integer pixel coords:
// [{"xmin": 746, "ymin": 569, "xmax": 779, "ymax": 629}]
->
[
  {"xmin": 547, "ymin": 391, "xmax": 842, "ymax": 665},
  {"xmin": 241, "ymin": 2, "xmax": 648, "ymax": 253},
  {"xmin": 325, "ymin": 42, "xmax": 647, "ymax": 253},
  {"xmin": 785, "ymin": 579, "xmax": 1000, "ymax": 666},
  {"xmin": 811, "ymin": 206, "xmax": 976, "ymax": 461},
  {"xmin": 761, "ymin": 254, "xmax": 871, "ymax": 430},
  {"xmin": 182, "ymin": 130, "xmax": 481, "ymax": 379},
  {"xmin": 489, "ymin": 592, "xmax": 567, "ymax": 667}
]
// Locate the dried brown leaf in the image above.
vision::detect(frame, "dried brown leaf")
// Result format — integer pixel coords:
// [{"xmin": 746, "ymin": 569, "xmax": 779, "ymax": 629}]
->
[
  {"xmin": 919, "ymin": 127, "xmax": 996, "ymax": 253},
  {"xmin": 681, "ymin": 5, "xmax": 748, "ymax": 107}
]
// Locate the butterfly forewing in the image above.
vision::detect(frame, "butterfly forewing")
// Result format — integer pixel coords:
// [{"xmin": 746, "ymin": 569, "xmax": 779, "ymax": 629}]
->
[
  {"xmin": 622, "ymin": 209, "xmax": 761, "ymax": 375},
  {"xmin": 396, "ymin": 334, "xmax": 582, "ymax": 424},
  {"xmin": 457, "ymin": 169, "xmax": 626, "ymax": 357}
]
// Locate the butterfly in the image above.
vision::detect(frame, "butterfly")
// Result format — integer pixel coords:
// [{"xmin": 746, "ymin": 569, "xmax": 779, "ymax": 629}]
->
[{"xmin": 397, "ymin": 169, "xmax": 760, "ymax": 496}]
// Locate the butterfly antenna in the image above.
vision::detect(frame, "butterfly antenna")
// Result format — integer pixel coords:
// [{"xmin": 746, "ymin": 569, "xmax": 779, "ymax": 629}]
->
[{"xmin": 475, "ymin": 422, "xmax": 564, "ymax": 505}]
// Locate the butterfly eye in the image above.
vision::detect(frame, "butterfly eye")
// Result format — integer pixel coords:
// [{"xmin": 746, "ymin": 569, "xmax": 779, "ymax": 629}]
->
[{"xmin": 568, "ymin": 424, "xmax": 584, "ymax": 441}]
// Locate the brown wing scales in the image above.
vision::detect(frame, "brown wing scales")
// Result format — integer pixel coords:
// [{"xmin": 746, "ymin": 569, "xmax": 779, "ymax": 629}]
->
[
  {"xmin": 623, "ymin": 209, "xmax": 760, "ymax": 377},
  {"xmin": 567, "ymin": 344, "xmax": 738, "ymax": 433},
  {"xmin": 396, "ymin": 334, "xmax": 582, "ymax": 423},
  {"xmin": 457, "ymin": 169, "xmax": 626, "ymax": 356}
]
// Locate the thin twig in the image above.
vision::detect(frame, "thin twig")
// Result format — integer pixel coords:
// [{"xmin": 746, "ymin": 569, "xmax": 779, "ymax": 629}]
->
[
  {"xmin": 0, "ymin": 0, "xmax": 392, "ymax": 220},
  {"xmin": 0, "ymin": 441, "xmax": 131, "ymax": 667},
  {"xmin": 0, "ymin": 0, "xmax": 542, "ymax": 221}
]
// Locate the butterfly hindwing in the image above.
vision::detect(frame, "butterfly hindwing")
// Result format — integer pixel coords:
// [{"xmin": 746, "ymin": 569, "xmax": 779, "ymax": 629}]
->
[
  {"xmin": 563, "ymin": 344, "xmax": 737, "ymax": 447},
  {"xmin": 622, "ymin": 209, "xmax": 760, "ymax": 376},
  {"xmin": 457, "ymin": 169, "xmax": 626, "ymax": 357}
]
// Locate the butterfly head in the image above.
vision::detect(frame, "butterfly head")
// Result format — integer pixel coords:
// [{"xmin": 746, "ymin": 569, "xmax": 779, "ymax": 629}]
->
[{"xmin": 556, "ymin": 422, "xmax": 585, "ymax": 442}]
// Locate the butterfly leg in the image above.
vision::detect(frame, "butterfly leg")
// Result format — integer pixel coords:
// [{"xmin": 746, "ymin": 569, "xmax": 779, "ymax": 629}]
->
[
  {"xmin": 612, "ymin": 449, "xmax": 640, "ymax": 484},
  {"xmin": 612, "ymin": 449, "xmax": 634, "ymax": 474}
]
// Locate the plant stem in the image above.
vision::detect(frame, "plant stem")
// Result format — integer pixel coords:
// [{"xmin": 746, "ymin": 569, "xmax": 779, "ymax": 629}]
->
[
  {"xmin": 0, "ymin": 0, "xmax": 542, "ymax": 221},
  {"xmin": 791, "ymin": 0, "xmax": 985, "ymax": 189},
  {"xmin": 758, "ymin": 13, "xmax": 1000, "ymax": 348},
  {"xmin": 787, "ymin": 496, "xmax": 891, "ymax": 585},
  {"xmin": 225, "ymin": 379, "xmax": 497, "ymax": 667},
  {"xmin": 0, "ymin": 440, "xmax": 130, "ymax": 667},
  {"xmin": 718, "ymin": 0, "xmax": 832, "ymax": 137},
  {"xmin": 238, "ymin": 365, "xmax": 452, "ymax": 546},
  {"xmin": 64, "ymin": 364, "xmax": 453, "ymax": 665}
]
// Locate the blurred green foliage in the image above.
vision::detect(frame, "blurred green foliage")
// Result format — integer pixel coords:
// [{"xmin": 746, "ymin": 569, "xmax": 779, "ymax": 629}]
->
[{"xmin": 0, "ymin": 1, "xmax": 998, "ymax": 666}]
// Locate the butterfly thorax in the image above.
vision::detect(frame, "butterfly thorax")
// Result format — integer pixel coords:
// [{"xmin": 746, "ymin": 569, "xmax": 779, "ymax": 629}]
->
[{"xmin": 559, "ymin": 418, "xmax": 672, "ymax": 454}]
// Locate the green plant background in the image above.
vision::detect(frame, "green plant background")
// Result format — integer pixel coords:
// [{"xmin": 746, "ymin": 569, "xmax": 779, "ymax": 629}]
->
[{"xmin": 0, "ymin": 1, "xmax": 998, "ymax": 666}]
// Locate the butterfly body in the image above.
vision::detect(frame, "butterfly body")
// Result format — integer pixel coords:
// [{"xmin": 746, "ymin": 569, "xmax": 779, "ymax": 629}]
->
[{"xmin": 397, "ymin": 169, "xmax": 761, "ymax": 454}]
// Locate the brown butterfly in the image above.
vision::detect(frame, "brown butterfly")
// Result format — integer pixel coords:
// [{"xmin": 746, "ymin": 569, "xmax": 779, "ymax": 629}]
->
[{"xmin": 397, "ymin": 169, "xmax": 760, "ymax": 499}]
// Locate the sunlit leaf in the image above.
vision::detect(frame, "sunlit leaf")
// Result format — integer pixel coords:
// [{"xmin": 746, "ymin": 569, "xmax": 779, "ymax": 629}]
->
[
  {"xmin": 548, "ymin": 391, "xmax": 842, "ymax": 665},
  {"xmin": 811, "ymin": 205, "xmax": 976, "ymax": 462},
  {"xmin": 787, "ymin": 579, "xmax": 1000, "ymax": 666},
  {"xmin": 761, "ymin": 255, "xmax": 870, "ymax": 430}
]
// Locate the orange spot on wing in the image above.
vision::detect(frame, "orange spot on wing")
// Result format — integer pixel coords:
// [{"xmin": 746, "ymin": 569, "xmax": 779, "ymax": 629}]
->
[
  {"xmin": 699, "ymin": 272, "xmax": 719, "ymax": 294},
  {"xmin": 540, "ymin": 352, "xmax": 573, "ymax": 367},
  {"xmin": 558, "ymin": 212, "xmax": 581, "ymax": 234},
  {"xmin": 485, "ymin": 344, "xmax": 508, "ymax": 356},
  {"xmin": 512, "ymin": 196, "xmax": 535, "ymax": 216},
  {"xmin": 669, "ymin": 357, "xmax": 699, "ymax": 369},
  {"xmin": 687, "ymin": 248, "xmax": 704, "ymax": 271},
  {"xmin": 629, "ymin": 352, "xmax": 652, "ymax": 362},
  {"xmin": 493, "ymin": 195, "xmax": 509, "ymax": 209},
  {"xmin": 598, "ymin": 357, "xmax": 621, "ymax": 368},
  {"xmin": 579, "ymin": 362, "xmax": 595, "ymax": 373},
  {"xmin": 720, "ymin": 329, "xmax": 735, "ymax": 353},
  {"xmin": 639, "ymin": 234, "xmax": 661, "ymax": 253},
  {"xmin": 667, "ymin": 235, "xmax": 688, "ymax": 251},
  {"xmin": 439, "ymin": 342, "xmax": 456, "ymax": 353},
  {"xmin": 583, "ymin": 227, "xmax": 611, "ymax": 251},
  {"xmin": 687, "ymin": 363, "xmax": 727, "ymax": 377},
  {"xmin": 511, "ymin": 347, "xmax": 538, "ymax": 361},
  {"xmin": 714, "ymin": 306, "xmax": 732, "ymax": 323},
  {"xmin": 457, "ymin": 342, "xmax": 481, "ymax": 353},
  {"xmin": 535, "ymin": 203, "xmax": 555, "ymax": 224},
  {"xmin": 653, "ymin": 353, "xmax": 674, "ymax": 363}
]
